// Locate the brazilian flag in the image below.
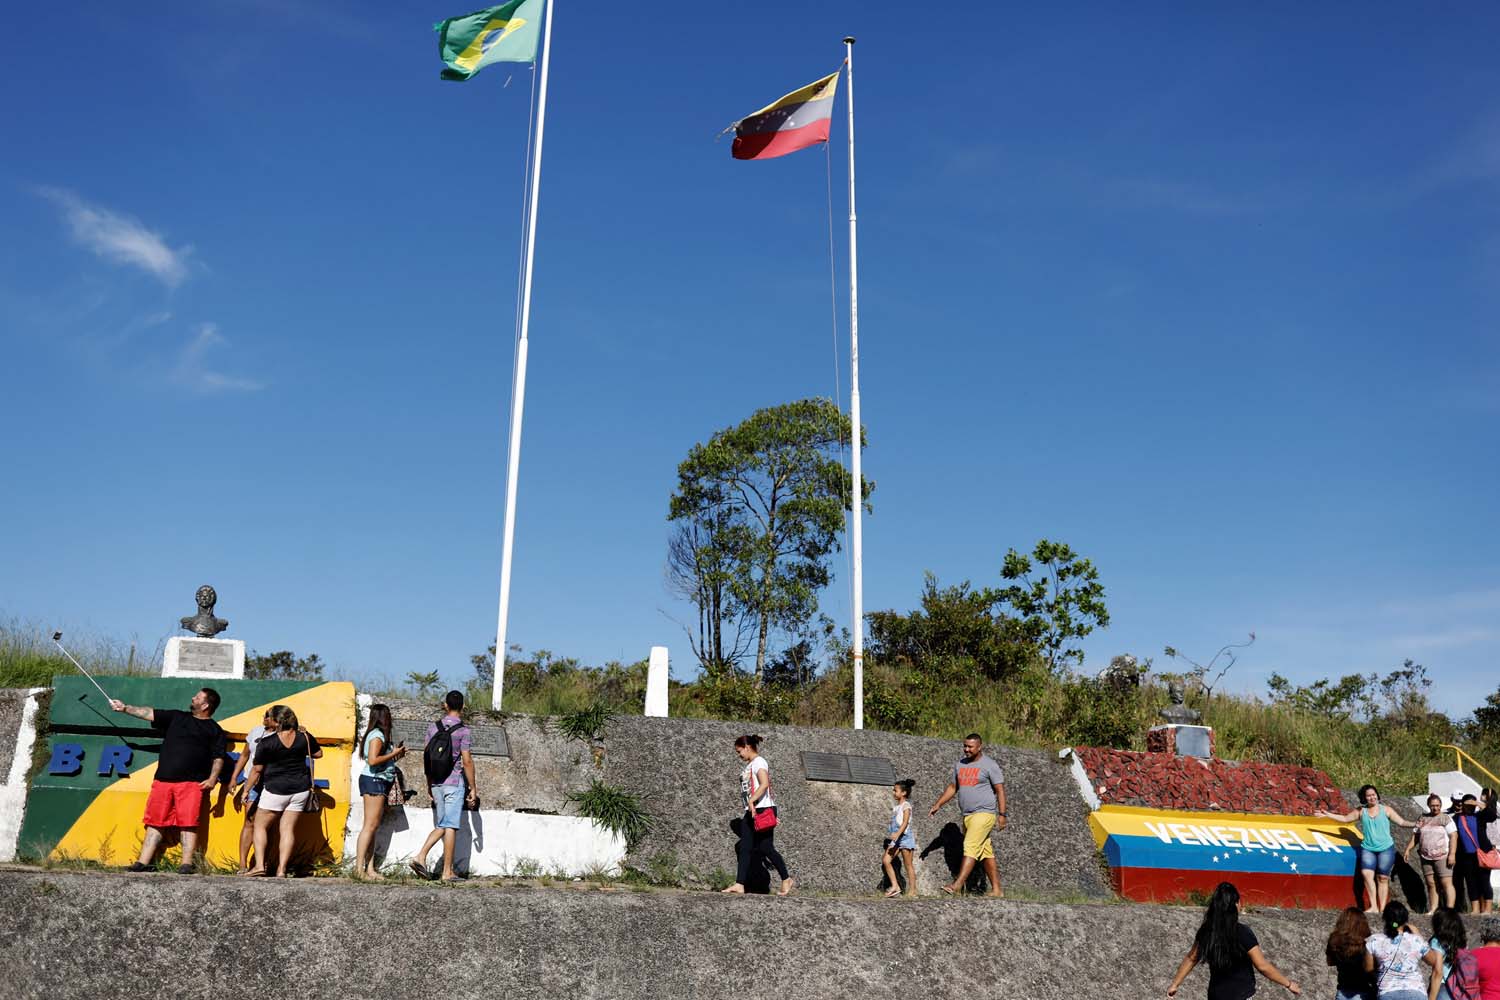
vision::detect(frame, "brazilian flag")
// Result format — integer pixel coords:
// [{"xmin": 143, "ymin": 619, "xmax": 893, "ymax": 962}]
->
[{"xmin": 436, "ymin": 0, "xmax": 543, "ymax": 81}]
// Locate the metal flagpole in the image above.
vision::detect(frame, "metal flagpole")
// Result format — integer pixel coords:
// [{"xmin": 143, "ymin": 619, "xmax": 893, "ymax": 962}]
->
[
  {"xmin": 843, "ymin": 36, "xmax": 864, "ymax": 730},
  {"xmin": 493, "ymin": 0, "xmax": 556, "ymax": 710}
]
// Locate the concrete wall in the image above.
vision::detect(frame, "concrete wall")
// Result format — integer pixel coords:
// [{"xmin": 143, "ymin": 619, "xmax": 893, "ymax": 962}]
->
[
  {"xmin": 346, "ymin": 696, "xmax": 624, "ymax": 876},
  {"xmin": 602, "ymin": 716, "xmax": 1111, "ymax": 897},
  {"xmin": 0, "ymin": 689, "xmax": 44, "ymax": 862},
  {"xmin": 6, "ymin": 867, "xmax": 1488, "ymax": 1000}
]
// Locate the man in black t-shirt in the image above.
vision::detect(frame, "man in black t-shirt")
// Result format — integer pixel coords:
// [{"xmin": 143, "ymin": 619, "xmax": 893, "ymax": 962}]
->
[{"xmin": 110, "ymin": 688, "xmax": 228, "ymax": 874}]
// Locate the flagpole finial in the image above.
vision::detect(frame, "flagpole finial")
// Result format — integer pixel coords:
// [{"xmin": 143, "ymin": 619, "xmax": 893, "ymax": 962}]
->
[{"xmin": 843, "ymin": 36, "xmax": 855, "ymax": 44}]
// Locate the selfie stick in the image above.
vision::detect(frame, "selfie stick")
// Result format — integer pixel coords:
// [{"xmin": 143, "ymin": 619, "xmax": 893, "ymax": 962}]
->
[{"xmin": 51, "ymin": 632, "xmax": 115, "ymax": 703}]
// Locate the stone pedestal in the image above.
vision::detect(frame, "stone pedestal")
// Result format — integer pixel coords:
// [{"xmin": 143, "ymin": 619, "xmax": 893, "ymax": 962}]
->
[
  {"xmin": 1146, "ymin": 723, "xmax": 1214, "ymax": 758},
  {"xmin": 645, "ymin": 646, "xmax": 669, "ymax": 718},
  {"xmin": 162, "ymin": 636, "xmax": 245, "ymax": 680}
]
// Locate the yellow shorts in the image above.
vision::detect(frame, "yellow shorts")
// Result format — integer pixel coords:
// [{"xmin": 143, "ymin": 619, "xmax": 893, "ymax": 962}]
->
[{"xmin": 962, "ymin": 811, "xmax": 996, "ymax": 860}]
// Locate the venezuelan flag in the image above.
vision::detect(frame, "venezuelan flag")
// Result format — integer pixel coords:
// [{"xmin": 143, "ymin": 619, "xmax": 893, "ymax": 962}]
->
[
  {"xmin": 436, "ymin": 0, "xmax": 542, "ymax": 81},
  {"xmin": 1089, "ymin": 805, "xmax": 1365, "ymax": 909},
  {"xmin": 731, "ymin": 72, "xmax": 840, "ymax": 161}
]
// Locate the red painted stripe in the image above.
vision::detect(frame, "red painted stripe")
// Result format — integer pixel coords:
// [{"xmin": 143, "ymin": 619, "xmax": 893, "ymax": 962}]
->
[
  {"xmin": 731, "ymin": 120, "xmax": 831, "ymax": 160},
  {"xmin": 1111, "ymin": 867, "xmax": 1357, "ymax": 909}
]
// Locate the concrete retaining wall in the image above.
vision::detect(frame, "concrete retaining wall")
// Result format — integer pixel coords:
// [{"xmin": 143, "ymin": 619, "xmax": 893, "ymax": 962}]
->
[
  {"xmin": 602, "ymin": 716, "xmax": 1111, "ymax": 897},
  {"xmin": 0, "ymin": 689, "xmax": 44, "ymax": 863},
  {"xmin": 345, "ymin": 696, "xmax": 625, "ymax": 875},
  {"xmin": 5, "ymin": 867, "xmax": 1483, "ymax": 1000}
]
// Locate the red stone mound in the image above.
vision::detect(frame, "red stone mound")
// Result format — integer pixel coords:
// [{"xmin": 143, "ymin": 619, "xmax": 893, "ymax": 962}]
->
[{"xmin": 1073, "ymin": 747, "xmax": 1347, "ymax": 815}]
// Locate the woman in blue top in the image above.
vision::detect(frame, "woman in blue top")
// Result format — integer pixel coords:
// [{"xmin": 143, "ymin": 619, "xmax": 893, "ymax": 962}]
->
[
  {"xmin": 1319, "ymin": 785, "xmax": 1418, "ymax": 915},
  {"xmin": 353, "ymin": 703, "xmax": 407, "ymax": 880}
]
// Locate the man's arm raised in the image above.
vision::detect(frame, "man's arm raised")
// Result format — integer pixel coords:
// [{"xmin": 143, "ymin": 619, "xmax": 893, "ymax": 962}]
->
[{"xmin": 109, "ymin": 700, "xmax": 154, "ymax": 723}]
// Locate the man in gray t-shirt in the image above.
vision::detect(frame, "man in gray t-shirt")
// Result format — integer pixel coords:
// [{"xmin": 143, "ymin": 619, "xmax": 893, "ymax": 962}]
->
[{"xmin": 929, "ymin": 733, "xmax": 1008, "ymax": 896}]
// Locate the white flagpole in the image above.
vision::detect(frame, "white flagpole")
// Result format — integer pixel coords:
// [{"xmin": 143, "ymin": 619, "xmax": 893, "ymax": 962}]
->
[
  {"xmin": 843, "ymin": 36, "xmax": 864, "ymax": 730},
  {"xmin": 493, "ymin": 0, "xmax": 556, "ymax": 710}
]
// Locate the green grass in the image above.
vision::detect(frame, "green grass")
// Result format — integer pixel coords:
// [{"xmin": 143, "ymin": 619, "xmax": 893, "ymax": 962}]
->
[
  {"xmin": 6, "ymin": 617, "xmax": 1490, "ymax": 794},
  {"xmin": 0, "ymin": 618, "xmax": 158, "ymax": 688}
]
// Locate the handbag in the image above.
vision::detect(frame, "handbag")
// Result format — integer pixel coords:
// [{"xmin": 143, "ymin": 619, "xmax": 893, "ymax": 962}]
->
[
  {"xmin": 304, "ymin": 731, "xmax": 322, "ymax": 813},
  {"xmin": 752, "ymin": 808, "xmax": 778, "ymax": 832},
  {"xmin": 385, "ymin": 766, "xmax": 407, "ymax": 807},
  {"xmin": 1459, "ymin": 815, "xmax": 1498, "ymax": 868}
]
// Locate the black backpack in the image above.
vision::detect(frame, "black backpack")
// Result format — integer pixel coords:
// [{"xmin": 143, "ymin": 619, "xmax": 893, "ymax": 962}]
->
[{"xmin": 423, "ymin": 719, "xmax": 461, "ymax": 785}]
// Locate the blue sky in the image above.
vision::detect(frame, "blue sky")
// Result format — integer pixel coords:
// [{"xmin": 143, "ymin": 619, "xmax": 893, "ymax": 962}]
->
[{"xmin": 2, "ymin": 2, "xmax": 1496, "ymax": 715}]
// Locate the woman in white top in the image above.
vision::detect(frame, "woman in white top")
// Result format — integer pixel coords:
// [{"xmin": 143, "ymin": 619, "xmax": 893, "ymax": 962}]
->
[
  {"xmin": 1363, "ymin": 900, "xmax": 1440, "ymax": 1000},
  {"xmin": 721, "ymin": 734, "xmax": 794, "ymax": 896}
]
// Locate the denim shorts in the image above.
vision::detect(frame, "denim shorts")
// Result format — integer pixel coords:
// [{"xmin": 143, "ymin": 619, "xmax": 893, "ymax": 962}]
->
[
  {"xmin": 358, "ymin": 775, "xmax": 392, "ymax": 797},
  {"xmin": 1359, "ymin": 845, "xmax": 1396, "ymax": 876},
  {"xmin": 431, "ymin": 782, "xmax": 465, "ymax": 830},
  {"xmin": 1334, "ymin": 988, "xmax": 1374, "ymax": 1000}
]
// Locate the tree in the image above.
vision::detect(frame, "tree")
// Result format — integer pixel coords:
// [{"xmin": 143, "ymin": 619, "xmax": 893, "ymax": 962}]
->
[
  {"xmin": 244, "ymin": 650, "xmax": 325, "ymax": 681},
  {"xmin": 405, "ymin": 670, "xmax": 442, "ymax": 698},
  {"xmin": 996, "ymin": 540, "xmax": 1109, "ymax": 673},
  {"xmin": 1267, "ymin": 671, "xmax": 1370, "ymax": 719},
  {"xmin": 1472, "ymin": 686, "xmax": 1500, "ymax": 742},
  {"xmin": 866, "ymin": 572, "xmax": 1031, "ymax": 680},
  {"xmin": 668, "ymin": 398, "xmax": 871, "ymax": 682},
  {"xmin": 665, "ymin": 516, "xmax": 752, "ymax": 674}
]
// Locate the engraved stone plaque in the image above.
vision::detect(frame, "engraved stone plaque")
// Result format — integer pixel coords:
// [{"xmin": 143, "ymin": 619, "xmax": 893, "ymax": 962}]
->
[
  {"xmin": 178, "ymin": 640, "xmax": 235, "ymax": 674},
  {"xmin": 162, "ymin": 636, "xmax": 245, "ymax": 680},
  {"xmin": 390, "ymin": 718, "xmax": 509, "ymax": 757},
  {"xmin": 1174, "ymin": 725, "xmax": 1213, "ymax": 759}
]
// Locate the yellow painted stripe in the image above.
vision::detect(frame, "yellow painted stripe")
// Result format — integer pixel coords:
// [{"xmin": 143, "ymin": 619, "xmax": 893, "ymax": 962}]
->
[
  {"xmin": 217, "ymin": 681, "xmax": 357, "ymax": 745},
  {"xmin": 744, "ymin": 72, "xmax": 840, "ymax": 119},
  {"xmin": 1088, "ymin": 804, "xmax": 1359, "ymax": 851},
  {"xmin": 51, "ymin": 685, "xmax": 356, "ymax": 866}
]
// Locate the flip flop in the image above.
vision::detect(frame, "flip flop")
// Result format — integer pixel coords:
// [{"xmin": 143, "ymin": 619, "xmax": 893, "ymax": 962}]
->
[
  {"xmin": 884, "ymin": 887, "xmax": 901, "ymax": 898},
  {"xmin": 410, "ymin": 861, "xmax": 432, "ymax": 880},
  {"xmin": 940, "ymin": 885, "xmax": 957, "ymax": 896}
]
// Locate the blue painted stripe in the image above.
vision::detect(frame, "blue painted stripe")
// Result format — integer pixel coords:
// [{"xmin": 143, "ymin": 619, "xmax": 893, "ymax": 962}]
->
[{"xmin": 1105, "ymin": 834, "xmax": 1355, "ymax": 877}]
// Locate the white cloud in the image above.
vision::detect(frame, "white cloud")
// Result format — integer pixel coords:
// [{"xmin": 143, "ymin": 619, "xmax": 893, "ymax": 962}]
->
[
  {"xmin": 39, "ymin": 187, "xmax": 193, "ymax": 288},
  {"xmin": 170, "ymin": 324, "xmax": 264, "ymax": 393}
]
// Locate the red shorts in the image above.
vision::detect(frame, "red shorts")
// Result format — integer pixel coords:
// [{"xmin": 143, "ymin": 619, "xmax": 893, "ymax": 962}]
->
[{"xmin": 143, "ymin": 780, "xmax": 205, "ymax": 829}]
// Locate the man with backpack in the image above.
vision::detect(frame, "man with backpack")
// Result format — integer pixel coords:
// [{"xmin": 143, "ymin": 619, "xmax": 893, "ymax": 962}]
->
[{"xmin": 409, "ymin": 690, "xmax": 477, "ymax": 882}]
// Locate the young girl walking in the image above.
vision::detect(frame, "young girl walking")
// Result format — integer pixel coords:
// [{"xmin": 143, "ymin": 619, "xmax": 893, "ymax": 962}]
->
[{"xmin": 883, "ymin": 778, "xmax": 917, "ymax": 898}]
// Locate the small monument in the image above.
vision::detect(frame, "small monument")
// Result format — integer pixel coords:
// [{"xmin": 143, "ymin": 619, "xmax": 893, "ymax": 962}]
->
[
  {"xmin": 645, "ymin": 646, "xmax": 669, "ymax": 718},
  {"xmin": 1147, "ymin": 680, "xmax": 1214, "ymax": 758},
  {"xmin": 163, "ymin": 584, "xmax": 245, "ymax": 680}
]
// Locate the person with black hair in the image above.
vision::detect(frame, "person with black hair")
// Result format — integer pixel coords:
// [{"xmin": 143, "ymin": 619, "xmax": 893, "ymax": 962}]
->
[
  {"xmin": 721, "ymin": 734, "xmax": 794, "ymax": 896},
  {"xmin": 1454, "ymin": 792, "xmax": 1498, "ymax": 915},
  {"xmin": 1318, "ymin": 785, "xmax": 1418, "ymax": 915},
  {"xmin": 1362, "ymin": 899, "xmax": 1439, "ymax": 1000},
  {"xmin": 243, "ymin": 704, "xmax": 322, "ymax": 878},
  {"xmin": 109, "ymin": 687, "xmax": 227, "ymax": 875},
  {"xmin": 1327, "ymin": 907, "xmax": 1375, "ymax": 1000},
  {"xmin": 1470, "ymin": 914, "xmax": 1500, "ymax": 997},
  {"xmin": 1428, "ymin": 907, "xmax": 1469, "ymax": 1000},
  {"xmin": 1167, "ymin": 882, "xmax": 1301, "ymax": 998},
  {"xmin": 1407, "ymin": 793, "xmax": 1459, "ymax": 914},
  {"xmin": 410, "ymin": 690, "xmax": 476, "ymax": 882},
  {"xmin": 882, "ymin": 778, "xmax": 917, "ymax": 898},
  {"xmin": 353, "ymin": 703, "xmax": 407, "ymax": 879},
  {"xmin": 929, "ymin": 732, "xmax": 1007, "ymax": 897}
]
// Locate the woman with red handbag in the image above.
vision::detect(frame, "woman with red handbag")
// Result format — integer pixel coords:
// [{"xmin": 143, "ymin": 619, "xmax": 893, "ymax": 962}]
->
[
  {"xmin": 1454, "ymin": 792, "xmax": 1498, "ymax": 915},
  {"xmin": 721, "ymin": 734, "xmax": 794, "ymax": 896}
]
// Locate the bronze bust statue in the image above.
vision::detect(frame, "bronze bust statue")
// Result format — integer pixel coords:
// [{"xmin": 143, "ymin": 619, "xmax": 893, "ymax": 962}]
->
[
  {"xmin": 180, "ymin": 585, "xmax": 229, "ymax": 638},
  {"xmin": 1158, "ymin": 680, "xmax": 1202, "ymax": 725}
]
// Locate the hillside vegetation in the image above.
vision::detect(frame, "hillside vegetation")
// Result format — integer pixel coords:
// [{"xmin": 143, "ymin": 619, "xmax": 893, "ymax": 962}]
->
[{"xmin": 6, "ymin": 617, "xmax": 1495, "ymax": 793}]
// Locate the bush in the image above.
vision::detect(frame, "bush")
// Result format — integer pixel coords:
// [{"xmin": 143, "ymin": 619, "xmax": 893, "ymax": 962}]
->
[{"xmin": 567, "ymin": 780, "xmax": 651, "ymax": 849}]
